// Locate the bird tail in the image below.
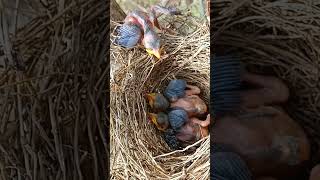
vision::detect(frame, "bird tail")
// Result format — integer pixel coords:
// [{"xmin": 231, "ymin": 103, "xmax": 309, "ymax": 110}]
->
[{"xmin": 211, "ymin": 55, "xmax": 243, "ymax": 117}]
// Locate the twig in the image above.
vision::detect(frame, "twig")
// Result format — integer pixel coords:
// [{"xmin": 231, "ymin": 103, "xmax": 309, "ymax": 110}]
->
[{"xmin": 73, "ymin": 100, "xmax": 83, "ymax": 180}]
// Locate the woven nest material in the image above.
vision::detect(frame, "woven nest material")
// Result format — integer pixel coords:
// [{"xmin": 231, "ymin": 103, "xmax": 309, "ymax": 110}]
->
[
  {"xmin": 0, "ymin": 0, "xmax": 108, "ymax": 179},
  {"xmin": 110, "ymin": 15, "xmax": 210, "ymax": 179},
  {"xmin": 213, "ymin": 0, "xmax": 320, "ymax": 164}
]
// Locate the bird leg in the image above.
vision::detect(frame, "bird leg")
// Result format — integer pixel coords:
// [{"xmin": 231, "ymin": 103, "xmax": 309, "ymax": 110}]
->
[
  {"xmin": 185, "ymin": 84, "xmax": 201, "ymax": 96},
  {"xmin": 191, "ymin": 114, "xmax": 210, "ymax": 127}
]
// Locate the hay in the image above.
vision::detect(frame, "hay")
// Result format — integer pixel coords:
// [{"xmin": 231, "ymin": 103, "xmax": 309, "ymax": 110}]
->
[
  {"xmin": 110, "ymin": 15, "xmax": 210, "ymax": 179},
  {"xmin": 213, "ymin": 0, "xmax": 320, "ymax": 164},
  {"xmin": 0, "ymin": 0, "xmax": 108, "ymax": 179}
]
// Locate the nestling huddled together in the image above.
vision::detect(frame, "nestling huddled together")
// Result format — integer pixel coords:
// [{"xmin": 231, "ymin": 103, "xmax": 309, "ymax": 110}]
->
[{"xmin": 145, "ymin": 79, "xmax": 210, "ymax": 150}]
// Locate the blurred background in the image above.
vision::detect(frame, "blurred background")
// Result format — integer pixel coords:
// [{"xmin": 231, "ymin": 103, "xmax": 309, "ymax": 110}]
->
[{"xmin": 115, "ymin": 0, "xmax": 209, "ymax": 19}]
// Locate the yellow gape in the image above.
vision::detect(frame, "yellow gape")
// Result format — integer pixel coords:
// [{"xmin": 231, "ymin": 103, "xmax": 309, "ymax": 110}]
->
[{"xmin": 146, "ymin": 49, "xmax": 161, "ymax": 59}]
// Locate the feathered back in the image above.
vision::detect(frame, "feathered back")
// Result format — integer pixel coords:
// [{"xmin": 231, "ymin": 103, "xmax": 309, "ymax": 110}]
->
[
  {"xmin": 211, "ymin": 55, "xmax": 242, "ymax": 117},
  {"xmin": 114, "ymin": 23, "xmax": 142, "ymax": 48},
  {"xmin": 164, "ymin": 79, "xmax": 187, "ymax": 101},
  {"xmin": 168, "ymin": 108, "xmax": 188, "ymax": 131}
]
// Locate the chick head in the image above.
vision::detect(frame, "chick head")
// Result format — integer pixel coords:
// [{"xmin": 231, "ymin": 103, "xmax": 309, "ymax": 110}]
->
[
  {"xmin": 143, "ymin": 29, "xmax": 161, "ymax": 59},
  {"xmin": 145, "ymin": 93, "xmax": 169, "ymax": 112},
  {"xmin": 147, "ymin": 112, "xmax": 169, "ymax": 131}
]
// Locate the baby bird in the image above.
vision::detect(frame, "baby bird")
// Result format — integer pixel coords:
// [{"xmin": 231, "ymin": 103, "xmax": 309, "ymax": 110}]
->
[
  {"xmin": 164, "ymin": 79, "xmax": 207, "ymax": 117},
  {"xmin": 164, "ymin": 79, "xmax": 187, "ymax": 102},
  {"xmin": 145, "ymin": 93, "xmax": 169, "ymax": 113},
  {"xmin": 168, "ymin": 108, "xmax": 189, "ymax": 131},
  {"xmin": 147, "ymin": 112, "xmax": 169, "ymax": 131},
  {"xmin": 147, "ymin": 111, "xmax": 182, "ymax": 149},
  {"xmin": 176, "ymin": 114, "xmax": 210, "ymax": 147},
  {"xmin": 148, "ymin": 110, "xmax": 210, "ymax": 149},
  {"xmin": 212, "ymin": 72, "xmax": 310, "ymax": 179},
  {"xmin": 115, "ymin": 5, "xmax": 180, "ymax": 59},
  {"xmin": 170, "ymin": 95, "xmax": 207, "ymax": 117},
  {"xmin": 212, "ymin": 107, "xmax": 310, "ymax": 179},
  {"xmin": 164, "ymin": 79, "xmax": 201, "ymax": 102}
]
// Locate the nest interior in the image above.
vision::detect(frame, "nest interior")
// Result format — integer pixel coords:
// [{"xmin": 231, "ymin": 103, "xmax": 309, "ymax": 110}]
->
[
  {"xmin": 0, "ymin": 0, "xmax": 108, "ymax": 179},
  {"xmin": 110, "ymin": 16, "xmax": 210, "ymax": 179},
  {"xmin": 213, "ymin": 0, "xmax": 320, "ymax": 166}
]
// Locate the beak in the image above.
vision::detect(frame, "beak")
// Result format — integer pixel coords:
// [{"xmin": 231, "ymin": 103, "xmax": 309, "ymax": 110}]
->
[
  {"xmin": 153, "ymin": 50, "xmax": 161, "ymax": 59},
  {"xmin": 147, "ymin": 113, "xmax": 158, "ymax": 125},
  {"xmin": 145, "ymin": 93, "xmax": 155, "ymax": 108},
  {"xmin": 146, "ymin": 49, "xmax": 161, "ymax": 59},
  {"xmin": 145, "ymin": 93, "xmax": 154, "ymax": 101}
]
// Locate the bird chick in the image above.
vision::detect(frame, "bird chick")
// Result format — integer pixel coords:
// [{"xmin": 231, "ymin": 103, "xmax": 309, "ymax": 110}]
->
[
  {"xmin": 164, "ymin": 79, "xmax": 201, "ymax": 102},
  {"xmin": 212, "ymin": 106, "xmax": 310, "ymax": 179},
  {"xmin": 176, "ymin": 114, "xmax": 210, "ymax": 147},
  {"xmin": 164, "ymin": 79, "xmax": 187, "ymax": 102},
  {"xmin": 147, "ymin": 112, "xmax": 169, "ymax": 131},
  {"xmin": 168, "ymin": 108, "xmax": 189, "ymax": 131},
  {"xmin": 163, "ymin": 79, "xmax": 206, "ymax": 117},
  {"xmin": 115, "ymin": 5, "xmax": 180, "ymax": 59},
  {"xmin": 145, "ymin": 93, "xmax": 169, "ymax": 112},
  {"xmin": 170, "ymin": 95, "xmax": 207, "ymax": 117},
  {"xmin": 143, "ymin": 27, "xmax": 161, "ymax": 59}
]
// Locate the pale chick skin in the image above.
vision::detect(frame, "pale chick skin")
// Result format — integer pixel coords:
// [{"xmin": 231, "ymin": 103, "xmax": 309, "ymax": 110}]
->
[{"xmin": 212, "ymin": 71, "xmax": 310, "ymax": 179}]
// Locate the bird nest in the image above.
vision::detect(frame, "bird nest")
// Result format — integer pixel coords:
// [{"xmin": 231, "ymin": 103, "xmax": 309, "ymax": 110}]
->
[
  {"xmin": 0, "ymin": 0, "xmax": 108, "ymax": 179},
  {"xmin": 213, "ymin": 0, "xmax": 320, "ymax": 165},
  {"xmin": 110, "ymin": 16, "xmax": 210, "ymax": 179}
]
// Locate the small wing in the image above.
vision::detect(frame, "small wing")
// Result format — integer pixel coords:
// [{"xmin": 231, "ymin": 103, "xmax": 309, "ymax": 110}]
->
[{"xmin": 114, "ymin": 23, "xmax": 142, "ymax": 48}]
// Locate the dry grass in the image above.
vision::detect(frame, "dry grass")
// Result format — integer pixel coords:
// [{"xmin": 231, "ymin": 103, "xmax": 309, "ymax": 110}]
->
[
  {"xmin": 0, "ymin": 0, "xmax": 108, "ymax": 179},
  {"xmin": 213, "ymin": 0, "xmax": 320, "ymax": 164},
  {"xmin": 110, "ymin": 15, "xmax": 210, "ymax": 179}
]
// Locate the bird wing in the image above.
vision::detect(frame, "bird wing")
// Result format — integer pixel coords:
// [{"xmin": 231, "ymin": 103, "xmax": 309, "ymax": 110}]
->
[{"xmin": 114, "ymin": 23, "xmax": 143, "ymax": 48}]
